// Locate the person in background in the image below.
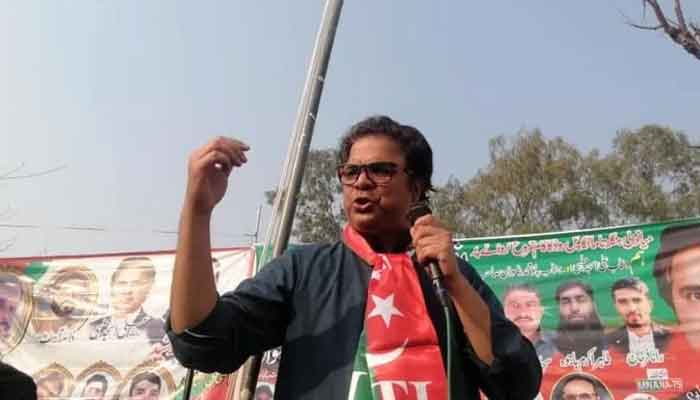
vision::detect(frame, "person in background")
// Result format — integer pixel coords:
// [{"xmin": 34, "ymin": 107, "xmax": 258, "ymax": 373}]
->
[
  {"xmin": 502, "ymin": 283, "xmax": 558, "ymax": 360},
  {"xmin": 605, "ymin": 277, "xmax": 669, "ymax": 355},
  {"xmin": 554, "ymin": 280, "xmax": 607, "ymax": 356}
]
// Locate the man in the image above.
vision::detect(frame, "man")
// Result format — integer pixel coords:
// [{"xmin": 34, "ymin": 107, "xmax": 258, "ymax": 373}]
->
[
  {"xmin": 81, "ymin": 373, "xmax": 108, "ymax": 400},
  {"xmin": 605, "ymin": 277, "xmax": 669, "ymax": 355},
  {"xmin": 502, "ymin": 283, "xmax": 558, "ymax": 360},
  {"xmin": 127, "ymin": 372, "xmax": 161, "ymax": 400},
  {"xmin": 554, "ymin": 373, "xmax": 606, "ymax": 400},
  {"xmin": 36, "ymin": 371, "xmax": 65, "ymax": 400},
  {"xmin": 33, "ymin": 267, "xmax": 96, "ymax": 343},
  {"xmin": 652, "ymin": 223, "xmax": 700, "ymax": 395},
  {"xmin": 89, "ymin": 257, "xmax": 164, "ymax": 344},
  {"xmin": 167, "ymin": 116, "xmax": 541, "ymax": 399},
  {"xmin": 0, "ymin": 273, "xmax": 23, "ymax": 350},
  {"xmin": 554, "ymin": 280, "xmax": 607, "ymax": 357}
]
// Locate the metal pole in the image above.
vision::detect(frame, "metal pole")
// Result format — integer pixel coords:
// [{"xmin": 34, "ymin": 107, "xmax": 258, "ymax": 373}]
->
[
  {"xmin": 273, "ymin": 0, "xmax": 344, "ymax": 256},
  {"xmin": 239, "ymin": 1, "xmax": 344, "ymax": 399},
  {"xmin": 253, "ymin": 205, "xmax": 262, "ymax": 243},
  {"xmin": 182, "ymin": 369, "xmax": 195, "ymax": 400}
]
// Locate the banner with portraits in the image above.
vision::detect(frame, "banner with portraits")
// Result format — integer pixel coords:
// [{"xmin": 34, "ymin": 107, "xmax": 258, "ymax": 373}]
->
[
  {"xmin": 459, "ymin": 217, "xmax": 700, "ymax": 400},
  {"xmin": 0, "ymin": 247, "xmax": 256, "ymax": 400}
]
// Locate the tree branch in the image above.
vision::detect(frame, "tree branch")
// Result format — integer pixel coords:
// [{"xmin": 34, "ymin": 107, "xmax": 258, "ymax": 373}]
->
[
  {"xmin": 631, "ymin": 0, "xmax": 700, "ymax": 61},
  {"xmin": 674, "ymin": 0, "xmax": 688, "ymax": 31},
  {"xmin": 627, "ymin": 21, "xmax": 663, "ymax": 31}
]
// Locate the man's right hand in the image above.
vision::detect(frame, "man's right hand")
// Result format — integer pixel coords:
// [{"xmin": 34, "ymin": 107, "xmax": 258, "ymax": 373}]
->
[{"xmin": 185, "ymin": 137, "xmax": 250, "ymax": 216}]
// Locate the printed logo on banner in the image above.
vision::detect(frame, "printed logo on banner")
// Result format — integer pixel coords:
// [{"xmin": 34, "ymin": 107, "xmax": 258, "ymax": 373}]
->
[{"xmin": 636, "ymin": 377, "xmax": 683, "ymax": 394}]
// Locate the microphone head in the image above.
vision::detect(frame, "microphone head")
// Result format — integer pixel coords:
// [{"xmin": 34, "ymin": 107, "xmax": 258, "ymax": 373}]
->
[{"xmin": 406, "ymin": 201, "xmax": 432, "ymax": 226}]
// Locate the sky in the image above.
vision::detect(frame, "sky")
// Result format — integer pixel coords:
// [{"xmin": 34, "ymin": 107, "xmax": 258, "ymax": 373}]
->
[{"xmin": 1, "ymin": 1, "xmax": 699, "ymax": 257}]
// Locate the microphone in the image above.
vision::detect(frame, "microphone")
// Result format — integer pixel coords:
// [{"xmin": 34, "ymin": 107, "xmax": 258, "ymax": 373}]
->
[{"xmin": 406, "ymin": 201, "xmax": 450, "ymax": 308}]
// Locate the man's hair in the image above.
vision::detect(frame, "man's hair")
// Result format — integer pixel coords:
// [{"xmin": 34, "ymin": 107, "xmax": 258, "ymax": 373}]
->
[
  {"xmin": 502, "ymin": 283, "xmax": 541, "ymax": 302},
  {"xmin": 128, "ymin": 372, "xmax": 161, "ymax": 396},
  {"xmin": 555, "ymin": 280, "xmax": 594, "ymax": 303},
  {"xmin": 111, "ymin": 257, "xmax": 156, "ymax": 285},
  {"xmin": 83, "ymin": 373, "xmax": 108, "ymax": 394},
  {"xmin": 653, "ymin": 223, "xmax": 700, "ymax": 309},
  {"xmin": 611, "ymin": 277, "xmax": 649, "ymax": 299},
  {"xmin": 254, "ymin": 384, "xmax": 274, "ymax": 398},
  {"xmin": 337, "ymin": 115, "xmax": 434, "ymax": 200}
]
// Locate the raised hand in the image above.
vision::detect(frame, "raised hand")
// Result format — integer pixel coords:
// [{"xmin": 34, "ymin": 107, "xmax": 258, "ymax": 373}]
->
[{"xmin": 184, "ymin": 137, "xmax": 250, "ymax": 216}]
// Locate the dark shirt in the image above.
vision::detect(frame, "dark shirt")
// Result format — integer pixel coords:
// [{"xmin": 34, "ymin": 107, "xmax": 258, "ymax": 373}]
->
[
  {"xmin": 533, "ymin": 330, "xmax": 558, "ymax": 361},
  {"xmin": 604, "ymin": 325, "xmax": 671, "ymax": 355},
  {"xmin": 0, "ymin": 361, "xmax": 37, "ymax": 400},
  {"xmin": 167, "ymin": 242, "xmax": 541, "ymax": 399}
]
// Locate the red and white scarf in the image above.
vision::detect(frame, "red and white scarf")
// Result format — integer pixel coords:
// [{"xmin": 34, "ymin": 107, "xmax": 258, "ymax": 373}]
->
[{"xmin": 343, "ymin": 225, "xmax": 447, "ymax": 400}]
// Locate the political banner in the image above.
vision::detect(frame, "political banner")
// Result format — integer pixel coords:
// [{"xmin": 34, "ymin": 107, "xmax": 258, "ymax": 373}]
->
[
  {"xmin": 0, "ymin": 247, "xmax": 256, "ymax": 400},
  {"xmin": 460, "ymin": 218, "xmax": 700, "ymax": 400}
]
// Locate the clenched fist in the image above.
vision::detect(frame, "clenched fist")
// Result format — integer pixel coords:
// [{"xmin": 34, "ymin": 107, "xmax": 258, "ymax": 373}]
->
[{"xmin": 184, "ymin": 137, "xmax": 250, "ymax": 216}]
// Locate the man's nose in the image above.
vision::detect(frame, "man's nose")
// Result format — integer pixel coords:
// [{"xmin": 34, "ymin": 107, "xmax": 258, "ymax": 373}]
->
[{"xmin": 354, "ymin": 169, "xmax": 375, "ymax": 188}]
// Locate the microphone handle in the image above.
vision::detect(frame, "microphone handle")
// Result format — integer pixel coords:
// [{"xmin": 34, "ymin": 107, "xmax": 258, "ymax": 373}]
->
[{"xmin": 427, "ymin": 260, "xmax": 450, "ymax": 308}]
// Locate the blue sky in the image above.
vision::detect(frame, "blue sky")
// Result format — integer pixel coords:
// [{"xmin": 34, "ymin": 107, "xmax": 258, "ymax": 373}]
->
[{"xmin": 1, "ymin": 1, "xmax": 698, "ymax": 257}]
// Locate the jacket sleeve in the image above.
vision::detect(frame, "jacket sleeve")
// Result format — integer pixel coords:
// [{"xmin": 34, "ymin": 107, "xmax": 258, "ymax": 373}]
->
[
  {"xmin": 165, "ymin": 252, "xmax": 295, "ymax": 374},
  {"xmin": 457, "ymin": 259, "xmax": 543, "ymax": 400}
]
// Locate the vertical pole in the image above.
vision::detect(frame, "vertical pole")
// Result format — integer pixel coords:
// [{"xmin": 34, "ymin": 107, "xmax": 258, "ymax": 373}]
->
[{"xmin": 238, "ymin": 1, "xmax": 344, "ymax": 399}]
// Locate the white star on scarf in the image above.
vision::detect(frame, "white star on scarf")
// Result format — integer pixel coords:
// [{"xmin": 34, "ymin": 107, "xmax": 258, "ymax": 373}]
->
[{"xmin": 368, "ymin": 293, "xmax": 404, "ymax": 328}]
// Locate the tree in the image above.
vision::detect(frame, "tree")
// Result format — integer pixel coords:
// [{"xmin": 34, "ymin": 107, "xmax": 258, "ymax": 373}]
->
[
  {"xmin": 271, "ymin": 126, "xmax": 699, "ymax": 242},
  {"xmin": 599, "ymin": 125, "xmax": 700, "ymax": 223},
  {"xmin": 627, "ymin": 0, "xmax": 700, "ymax": 61},
  {"xmin": 453, "ymin": 130, "xmax": 609, "ymax": 237},
  {"xmin": 266, "ymin": 149, "xmax": 345, "ymax": 243}
]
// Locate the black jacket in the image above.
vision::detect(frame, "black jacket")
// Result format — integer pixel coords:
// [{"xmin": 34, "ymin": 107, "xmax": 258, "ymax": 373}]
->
[
  {"xmin": 0, "ymin": 361, "xmax": 36, "ymax": 400},
  {"xmin": 605, "ymin": 325, "xmax": 671, "ymax": 354}
]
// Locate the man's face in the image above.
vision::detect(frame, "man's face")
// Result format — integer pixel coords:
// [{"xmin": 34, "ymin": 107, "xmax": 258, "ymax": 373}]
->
[
  {"xmin": 0, "ymin": 282, "xmax": 21, "ymax": 339},
  {"xmin": 111, "ymin": 267, "xmax": 153, "ymax": 316},
  {"xmin": 52, "ymin": 277, "xmax": 91, "ymax": 318},
  {"xmin": 562, "ymin": 378, "xmax": 598, "ymax": 400},
  {"xmin": 341, "ymin": 135, "xmax": 416, "ymax": 238},
  {"xmin": 37, "ymin": 379, "xmax": 63, "ymax": 399},
  {"xmin": 558, "ymin": 286, "xmax": 596, "ymax": 327},
  {"xmin": 82, "ymin": 380, "xmax": 106, "ymax": 399},
  {"xmin": 670, "ymin": 246, "xmax": 700, "ymax": 333},
  {"xmin": 504, "ymin": 290, "xmax": 543, "ymax": 336},
  {"xmin": 130, "ymin": 379, "xmax": 160, "ymax": 400},
  {"xmin": 613, "ymin": 287, "xmax": 652, "ymax": 329}
]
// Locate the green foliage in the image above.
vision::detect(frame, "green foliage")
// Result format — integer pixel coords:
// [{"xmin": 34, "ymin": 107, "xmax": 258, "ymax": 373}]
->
[
  {"xmin": 266, "ymin": 149, "xmax": 345, "ymax": 244},
  {"xmin": 269, "ymin": 125, "xmax": 699, "ymax": 242}
]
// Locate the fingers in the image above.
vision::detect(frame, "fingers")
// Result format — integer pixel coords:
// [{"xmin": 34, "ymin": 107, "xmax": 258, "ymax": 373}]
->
[
  {"xmin": 410, "ymin": 215, "xmax": 448, "ymax": 243},
  {"xmin": 410, "ymin": 215, "xmax": 453, "ymax": 264},
  {"xmin": 191, "ymin": 136, "xmax": 250, "ymax": 173}
]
